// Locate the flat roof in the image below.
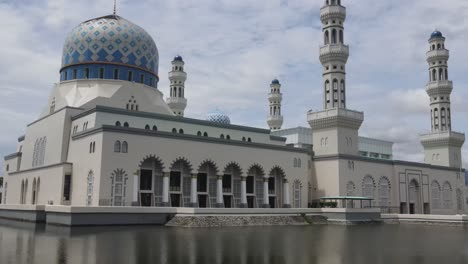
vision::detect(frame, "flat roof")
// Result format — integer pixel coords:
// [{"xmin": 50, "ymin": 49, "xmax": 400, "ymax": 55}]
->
[{"xmin": 320, "ymin": 196, "xmax": 374, "ymax": 201}]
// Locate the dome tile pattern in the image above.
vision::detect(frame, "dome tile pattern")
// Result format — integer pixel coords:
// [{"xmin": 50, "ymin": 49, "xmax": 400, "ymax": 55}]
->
[
  {"xmin": 207, "ymin": 110, "xmax": 231, "ymax": 125},
  {"xmin": 61, "ymin": 15, "xmax": 159, "ymax": 75}
]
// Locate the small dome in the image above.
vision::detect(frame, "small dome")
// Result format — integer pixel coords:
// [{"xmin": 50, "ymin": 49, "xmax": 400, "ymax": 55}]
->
[
  {"xmin": 174, "ymin": 55, "xmax": 184, "ymax": 62},
  {"xmin": 430, "ymin": 30, "xmax": 443, "ymax": 39},
  {"xmin": 272, "ymin": 79, "xmax": 280, "ymax": 85},
  {"xmin": 206, "ymin": 110, "xmax": 231, "ymax": 125}
]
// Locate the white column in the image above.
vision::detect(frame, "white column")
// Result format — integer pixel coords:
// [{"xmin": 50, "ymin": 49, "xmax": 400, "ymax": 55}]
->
[
  {"xmin": 132, "ymin": 173, "xmax": 139, "ymax": 206},
  {"xmin": 240, "ymin": 176, "xmax": 247, "ymax": 208},
  {"xmin": 162, "ymin": 172, "xmax": 170, "ymax": 206},
  {"xmin": 190, "ymin": 174, "xmax": 197, "ymax": 207},
  {"xmin": 216, "ymin": 175, "xmax": 224, "ymax": 207},
  {"xmin": 263, "ymin": 178, "xmax": 270, "ymax": 208},
  {"xmin": 283, "ymin": 179, "xmax": 291, "ymax": 208}
]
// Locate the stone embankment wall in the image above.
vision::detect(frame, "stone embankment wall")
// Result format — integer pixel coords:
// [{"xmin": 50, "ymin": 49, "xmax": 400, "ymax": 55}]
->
[{"xmin": 165, "ymin": 215, "xmax": 328, "ymax": 227}]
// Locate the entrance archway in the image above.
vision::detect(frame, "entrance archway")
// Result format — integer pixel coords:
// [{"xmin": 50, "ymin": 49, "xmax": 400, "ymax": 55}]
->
[
  {"xmin": 139, "ymin": 156, "xmax": 164, "ymax": 207},
  {"xmin": 197, "ymin": 160, "xmax": 218, "ymax": 208},
  {"xmin": 268, "ymin": 167, "xmax": 285, "ymax": 208},
  {"xmin": 170, "ymin": 158, "xmax": 192, "ymax": 207},
  {"xmin": 224, "ymin": 163, "xmax": 242, "ymax": 208},
  {"xmin": 408, "ymin": 179, "xmax": 421, "ymax": 214},
  {"xmin": 247, "ymin": 164, "xmax": 265, "ymax": 208}
]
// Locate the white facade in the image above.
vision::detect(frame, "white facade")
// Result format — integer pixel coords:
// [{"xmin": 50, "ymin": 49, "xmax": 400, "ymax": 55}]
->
[{"xmin": 1, "ymin": 1, "xmax": 466, "ymax": 215}]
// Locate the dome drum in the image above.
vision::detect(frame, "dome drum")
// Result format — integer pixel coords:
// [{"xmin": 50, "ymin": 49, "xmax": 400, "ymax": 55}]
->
[{"xmin": 60, "ymin": 63, "xmax": 158, "ymax": 87}]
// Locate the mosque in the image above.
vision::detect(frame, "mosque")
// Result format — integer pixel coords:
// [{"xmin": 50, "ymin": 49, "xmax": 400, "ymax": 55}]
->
[{"xmin": 1, "ymin": 0, "xmax": 466, "ymax": 215}]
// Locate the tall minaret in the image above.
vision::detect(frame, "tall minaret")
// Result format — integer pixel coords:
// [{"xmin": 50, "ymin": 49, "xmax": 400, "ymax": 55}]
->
[
  {"xmin": 167, "ymin": 56, "xmax": 187, "ymax": 116},
  {"xmin": 420, "ymin": 31, "xmax": 465, "ymax": 168},
  {"xmin": 320, "ymin": 0, "xmax": 348, "ymax": 109},
  {"xmin": 267, "ymin": 79, "xmax": 283, "ymax": 130},
  {"xmin": 308, "ymin": 0, "xmax": 363, "ymax": 156}
]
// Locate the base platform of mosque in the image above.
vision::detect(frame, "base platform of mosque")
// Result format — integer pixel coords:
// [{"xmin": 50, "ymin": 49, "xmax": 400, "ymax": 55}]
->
[{"xmin": 0, "ymin": 205, "xmax": 382, "ymax": 227}]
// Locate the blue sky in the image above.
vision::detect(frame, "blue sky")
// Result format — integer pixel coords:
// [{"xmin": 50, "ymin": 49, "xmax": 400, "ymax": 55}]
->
[{"xmin": 1, "ymin": 0, "xmax": 468, "ymax": 170}]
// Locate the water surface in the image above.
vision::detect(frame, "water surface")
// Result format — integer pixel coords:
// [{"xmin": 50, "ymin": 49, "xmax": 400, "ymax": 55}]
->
[{"xmin": 0, "ymin": 220, "xmax": 467, "ymax": 264}]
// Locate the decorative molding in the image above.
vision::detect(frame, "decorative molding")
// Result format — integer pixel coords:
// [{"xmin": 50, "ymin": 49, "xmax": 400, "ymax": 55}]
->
[{"xmin": 72, "ymin": 125, "xmax": 311, "ymax": 154}]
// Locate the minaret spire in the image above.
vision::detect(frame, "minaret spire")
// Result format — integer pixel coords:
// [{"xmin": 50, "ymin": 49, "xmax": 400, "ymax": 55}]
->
[{"xmin": 113, "ymin": 0, "xmax": 117, "ymax": 15}]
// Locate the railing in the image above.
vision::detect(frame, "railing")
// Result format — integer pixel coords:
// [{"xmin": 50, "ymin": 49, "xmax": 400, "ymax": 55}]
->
[
  {"xmin": 320, "ymin": 5, "xmax": 346, "ymax": 20},
  {"xmin": 319, "ymin": 44, "xmax": 349, "ymax": 56},
  {"xmin": 426, "ymin": 49, "xmax": 449, "ymax": 59},
  {"xmin": 308, "ymin": 107, "xmax": 363, "ymax": 121},
  {"xmin": 426, "ymin": 80, "xmax": 453, "ymax": 90}
]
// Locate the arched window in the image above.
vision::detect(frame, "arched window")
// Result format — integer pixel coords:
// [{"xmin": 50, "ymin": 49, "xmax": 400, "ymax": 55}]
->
[
  {"xmin": 123, "ymin": 122, "xmax": 129, "ymax": 128},
  {"xmin": 432, "ymin": 44, "xmax": 435, "ymax": 50},
  {"xmin": 204, "ymin": 132, "xmax": 208, "ymax": 137},
  {"xmin": 226, "ymin": 135, "xmax": 231, "ymax": 140},
  {"xmin": 432, "ymin": 69, "xmax": 437, "ymax": 81},
  {"xmin": 242, "ymin": 137, "xmax": 246, "ymax": 142},
  {"xmin": 439, "ymin": 68, "xmax": 444, "ymax": 80},
  {"xmin": 152, "ymin": 125, "xmax": 158, "ymax": 131},
  {"xmin": 362, "ymin": 175, "xmax": 375, "ymax": 207},
  {"xmin": 331, "ymin": 29, "xmax": 337, "ymax": 44},
  {"xmin": 378, "ymin": 177, "xmax": 390, "ymax": 207},
  {"xmin": 114, "ymin": 141, "xmax": 121, "ymax": 153},
  {"xmin": 92, "ymin": 142, "xmax": 95, "ymax": 153},
  {"xmin": 437, "ymin": 43, "xmax": 441, "ymax": 49},
  {"xmin": 324, "ymin": 30, "xmax": 329, "ymax": 45},
  {"xmin": 443, "ymin": 182, "xmax": 452, "ymax": 209},
  {"xmin": 339, "ymin": 30, "xmax": 343, "ymax": 44},
  {"xmin": 179, "ymin": 129, "xmax": 184, "ymax": 134},
  {"xmin": 122, "ymin": 141, "xmax": 128, "ymax": 153},
  {"xmin": 292, "ymin": 180, "xmax": 302, "ymax": 208},
  {"xmin": 89, "ymin": 142, "xmax": 93, "ymax": 153},
  {"xmin": 115, "ymin": 121, "xmax": 121, "ymax": 127},
  {"xmin": 445, "ymin": 69, "xmax": 448, "ymax": 80},
  {"xmin": 220, "ymin": 134, "xmax": 225, "ymax": 139},
  {"xmin": 247, "ymin": 138, "xmax": 252, "ymax": 142},
  {"xmin": 293, "ymin": 158, "xmax": 298, "ymax": 167},
  {"xmin": 172, "ymin": 128, "xmax": 177, "ymax": 133},
  {"xmin": 145, "ymin": 125, "xmax": 150, "ymax": 130},
  {"xmin": 297, "ymin": 159, "xmax": 301, "ymax": 168},
  {"xmin": 197, "ymin": 131, "xmax": 202, "ymax": 136},
  {"xmin": 431, "ymin": 181, "xmax": 441, "ymax": 209}
]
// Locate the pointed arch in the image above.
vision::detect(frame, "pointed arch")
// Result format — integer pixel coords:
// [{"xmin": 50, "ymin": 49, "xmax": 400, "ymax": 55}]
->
[
  {"xmin": 114, "ymin": 140, "xmax": 121, "ymax": 153},
  {"xmin": 331, "ymin": 29, "xmax": 337, "ymax": 44},
  {"xmin": 324, "ymin": 30, "xmax": 330, "ymax": 45},
  {"xmin": 292, "ymin": 180, "xmax": 303, "ymax": 208},
  {"xmin": 122, "ymin": 141, "xmax": 128, "ymax": 153},
  {"xmin": 442, "ymin": 181, "xmax": 452, "ymax": 209},
  {"xmin": 170, "ymin": 157, "xmax": 193, "ymax": 172},
  {"xmin": 431, "ymin": 180, "xmax": 441, "ymax": 210},
  {"xmin": 268, "ymin": 166, "xmax": 286, "ymax": 208},
  {"xmin": 362, "ymin": 175, "xmax": 375, "ymax": 207},
  {"xmin": 197, "ymin": 159, "xmax": 219, "ymax": 175},
  {"xmin": 378, "ymin": 176, "xmax": 391, "ymax": 207},
  {"xmin": 115, "ymin": 121, "xmax": 121, "ymax": 126}
]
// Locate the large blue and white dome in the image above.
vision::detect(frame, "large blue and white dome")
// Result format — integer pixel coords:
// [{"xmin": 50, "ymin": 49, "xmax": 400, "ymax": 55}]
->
[
  {"xmin": 60, "ymin": 15, "xmax": 159, "ymax": 87},
  {"xmin": 206, "ymin": 110, "xmax": 231, "ymax": 125}
]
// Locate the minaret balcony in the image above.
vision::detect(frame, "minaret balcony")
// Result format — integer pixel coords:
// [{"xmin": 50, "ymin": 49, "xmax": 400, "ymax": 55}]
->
[
  {"xmin": 426, "ymin": 80, "xmax": 453, "ymax": 95},
  {"xmin": 319, "ymin": 44, "xmax": 349, "ymax": 64},
  {"xmin": 166, "ymin": 97, "xmax": 187, "ymax": 109},
  {"xmin": 320, "ymin": 5, "xmax": 346, "ymax": 22},
  {"xmin": 420, "ymin": 131, "xmax": 465, "ymax": 148},
  {"xmin": 426, "ymin": 49, "xmax": 449, "ymax": 61},
  {"xmin": 168, "ymin": 71, "xmax": 187, "ymax": 79},
  {"xmin": 268, "ymin": 93, "xmax": 283, "ymax": 101}
]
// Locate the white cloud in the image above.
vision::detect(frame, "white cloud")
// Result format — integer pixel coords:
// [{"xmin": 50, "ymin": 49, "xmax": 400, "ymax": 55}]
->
[{"xmin": 0, "ymin": 0, "xmax": 467, "ymax": 171}]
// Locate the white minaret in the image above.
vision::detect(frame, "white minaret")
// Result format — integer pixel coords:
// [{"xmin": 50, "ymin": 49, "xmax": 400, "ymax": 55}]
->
[
  {"xmin": 307, "ymin": 0, "xmax": 363, "ymax": 156},
  {"xmin": 320, "ymin": 0, "xmax": 348, "ymax": 109},
  {"xmin": 167, "ymin": 56, "xmax": 187, "ymax": 116},
  {"xmin": 267, "ymin": 79, "xmax": 283, "ymax": 130},
  {"xmin": 420, "ymin": 31, "xmax": 465, "ymax": 168}
]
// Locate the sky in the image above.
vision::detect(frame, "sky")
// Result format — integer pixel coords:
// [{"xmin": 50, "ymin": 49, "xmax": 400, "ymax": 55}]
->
[{"xmin": 0, "ymin": 0, "xmax": 468, "ymax": 171}]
